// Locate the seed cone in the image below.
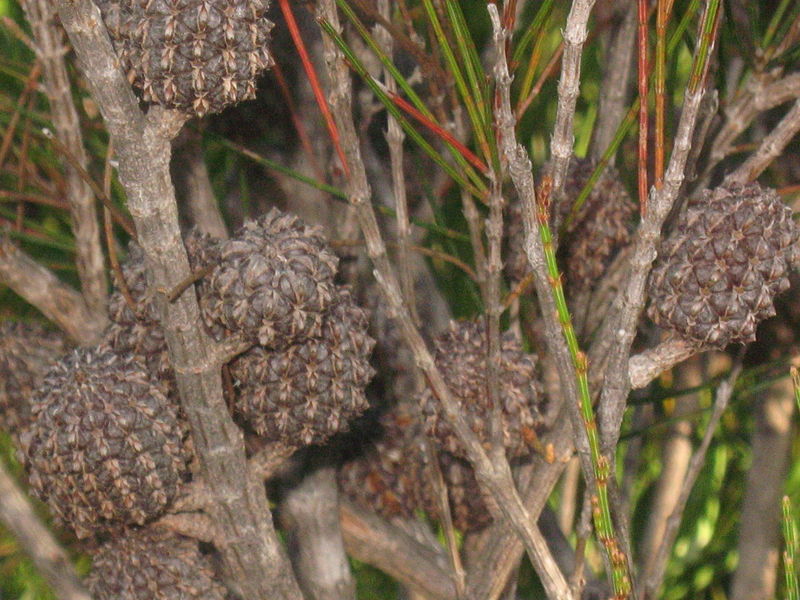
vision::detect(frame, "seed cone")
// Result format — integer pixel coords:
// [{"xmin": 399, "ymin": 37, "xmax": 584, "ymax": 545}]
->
[
  {"xmin": 648, "ymin": 183, "xmax": 800, "ymax": 348},
  {"xmin": 229, "ymin": 290, "xmax": 375, "ymax": 448},
  {"xmin": 419, "ymin": 320, "xmax": 544, "ymax": 459},
  {"xmin": 0, "ymin": 322, "xmax": 67, "ymax": 433},
  {"xmin": 505, "ymin": 157, "xmax": 635, "ymax": 291},
  {"xmin": 338, "ymin": 403, "xmax": 427, "ymax": 520},
  {"xmin": 19, "ymin": 347, "xmax": 190, "ymax": 539},
  {"xmin": 421, "ymin": 452, "xmax": 495, "ymax": 533},
  {"xmin": 97, "ymin": 0, "xmax": 274, "ymax": 116},
  {"xmin": 86, "ymin": 528, "xmax": 226, "ymax": 600},
  {"xmin": 201, "ymin": 209, "xmax": 340, "ymax": 347}
]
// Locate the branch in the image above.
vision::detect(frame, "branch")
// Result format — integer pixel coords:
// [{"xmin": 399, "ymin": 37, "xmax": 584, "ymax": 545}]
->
[
  {"xmin": 279, "ymin": 459, "xmax": 356, "ymax": 600},
  {"xmin": 339, "ymin": 500, "xmax": 458, "ymax": 600},
  {"xmin": 590, "ymin": 1, "xmax": 637, "ymax": 162},
  {"xmin": 706, "ymin": 72, "xmax": 800, "ymax": 173},
  {"xmin": 171, "ymin": 127, "xmax": 229, "ymax": 240},
  {"xmin": 628, "ymin": 338, "xmax": 698, "ymax": 390},
  {"xmin": 593, "ymin": 0, "xmax": 721, "ymax": 455},
  {"xmin": 52, "ymin": 2, "xmax": 301, "ymax": 599},
  {"xmin": 640, "ymin": 359, "xmax": 742, "ymax": 599},
  {"xmin": 549, "ymin": 0, "xmax": 597, "ymax": 195},
  {"xmin": 317, "ymin": 4, "xmax": 569, "ymax": 598},
  {"xmin": 0, "ymin": 235, "xmax": 104, "ymax": 345},
  {"xmin": 0, "ymin": 458, "xmax": 92, "ymax": 600},
  {"xmin": 20, "ymin": 0, "xmax": 108, "ymax": 317},
  {"xmin": 723, "ymin": 97, "xmax": 800, "ymax": 185}
]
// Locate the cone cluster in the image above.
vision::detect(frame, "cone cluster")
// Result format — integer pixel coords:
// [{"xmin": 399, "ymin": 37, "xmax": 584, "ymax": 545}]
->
[{"xmin": 106, "ymin": 208, "xmax": 374, "ymax": 451}]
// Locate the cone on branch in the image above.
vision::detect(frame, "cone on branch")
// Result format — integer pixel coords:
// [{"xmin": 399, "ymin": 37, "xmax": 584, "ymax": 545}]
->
[
  {"xmin": 419, "ymin": 320, "xmax": 545, "ymax": 459},
  {"xmin": 339, "ymin": 403, "xmax": 497, "ymax": 532},
  {"xmin": 648, "ymin": 183, "xmax": 800, "ymax": 348},
  {"xmin": 19, "ymin": 347, "xmax": 190, "ymax": 539},
  {"xmin": 338, "ymin": 402, "xmax": 427, "ymax": 521},
  {"xmin": 199, "ymin": 209, "xmax": 340, "ymax": 347},
  {"xmin": 86, "ymin": 527, "xmax": 227, "ymax": 600},
  {"xmin": 96, "ymin": 0, "xmax": 275, "ymax": 116}
]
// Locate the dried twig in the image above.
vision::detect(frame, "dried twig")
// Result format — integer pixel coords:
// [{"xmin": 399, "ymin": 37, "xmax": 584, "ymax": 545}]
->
[
  {"xmin": 548, "ymin": 0, "xmax": 597, "ymax": 196},
  {"xmin": 0, "ymin": 458, "xmax": 92, "ymax": 600},
  {"xmin": 0, "ymin": 235, "xmax": 104, "ymax": 345},
  {"xmin": 53, "ymin": 2, "xmax": 302, "ymax": 598},
  {"xmin": 724, "ymin": 97, "xmax": 800, "ymax": 186},
  {"xmin": 317, "ymin": 4, "xmax": 570, "ymax": 597},
  {"xmin": 20, "ymin": 0, "xmax": 108, "ymax": 316},
  {"xmin": 706, "ymin": 72, "xmax": 800, "ymax": 173}
]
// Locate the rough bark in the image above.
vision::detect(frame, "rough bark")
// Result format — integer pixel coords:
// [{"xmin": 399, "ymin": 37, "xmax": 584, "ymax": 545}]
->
[{"xmin": 52, "ymin": 2, "xmax": 302, "ymax": 598}]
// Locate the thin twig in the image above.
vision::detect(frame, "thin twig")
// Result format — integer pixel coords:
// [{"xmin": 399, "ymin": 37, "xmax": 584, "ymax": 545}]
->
[
  {"xmin": 640, "ymin": 359, "xmax": 742, "ymax": 599},
  {"xmin": 723, "ymin": 97, "xmax": 800, "ymax": 185},
  {"xmin": 317, "ymin": 4, "xmax": 570, "ymax": 597},
  {"xmin": 0, "ymin": 459, "xmax": 92, "ymax": 600},
  {"xmin": 548, "ymin": 0, "xmax": 597, "ymax": 196},
  {"xmin": 0, "ymin": 235, "xmax": 104, "ymax": 345},
  {"xmin": 377, "ymin": 0, "xmax": 417, "ymax": 323},
  {"xmin": 590, "ymin": 2, "xmax": 637, "ymax": 162},
  {"xmin": 21, "ymin": 0, "xmax": 108, "ymax": 316}
]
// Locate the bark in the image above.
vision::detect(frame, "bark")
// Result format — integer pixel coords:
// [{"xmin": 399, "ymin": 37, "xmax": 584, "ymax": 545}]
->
[
  {"xmin": 731, "ymin": 377, "xmax": 795, "ymax": 600},
  {"xmin": 20, "ymin": 0, "xmax": 108, "ymax": 317},
  {"xmin": 53, "ymin": 2, "xmax": 302, "ymax": 598},
  {"xmin": 0, "ymin": 235, "xmax": 104, "ymax": 345},
  {"xmin": 171, "ymin": 127, "xmax": 229, "ymax": 239},
  {"xmin": 639, "ymin": 358, "xmax": 702, "ymax": 576}
]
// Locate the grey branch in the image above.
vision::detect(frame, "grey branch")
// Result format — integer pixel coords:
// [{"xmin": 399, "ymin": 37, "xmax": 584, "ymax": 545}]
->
[
  {"xmin": 52, "ymin": 2, "xmax": 302, "ymax": 598},
  {"xmin": 628, "ymin": 338, "xmax": 699, "ymax": 390},
  {"xmin": 319, "ymin": 2, "xmax": 569, "ymax": 597},
  {"xmin": 549, "ymin": 0, "xmax": 597, "ymax": 194},
  {"xmin": 171, "ymin": 127, "xmax": 229, "ymax": 239},
  {"xmin": 339, "ymin": 500, "xmax": 458, "ymax": 600},
  {"xmin": 590, "ymin": 2, "xmax": 637, "ymax": 162},
  {"xmin": 20, "ymin": 0, "xmax": 108, "ymax": 317},
  {"xmin": 0, "ymin": 235, "xmax": 105, "ymax": 345},
  {"xmin": 0, "ymin": 458, "xmax": 92, "ymax": 600},
  {"xmin": 724, "ymin": 97, "xmax": 800, "ymax": 185}
]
